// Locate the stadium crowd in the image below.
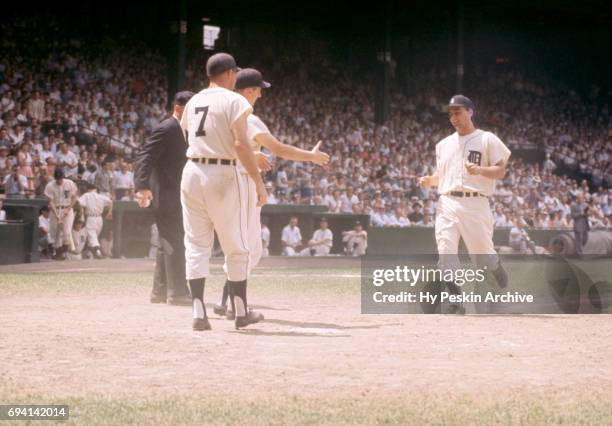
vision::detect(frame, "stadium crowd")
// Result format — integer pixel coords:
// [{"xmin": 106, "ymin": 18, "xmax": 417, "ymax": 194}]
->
[{"xmin": 1, "ymin": 18, "xmax": 611, "ymax": 258}]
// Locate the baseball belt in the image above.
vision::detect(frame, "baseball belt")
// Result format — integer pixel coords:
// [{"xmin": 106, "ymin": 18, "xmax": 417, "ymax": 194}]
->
[{"xmin": 190, "ymin": 158, "xmax": 236, "ymax": 166}]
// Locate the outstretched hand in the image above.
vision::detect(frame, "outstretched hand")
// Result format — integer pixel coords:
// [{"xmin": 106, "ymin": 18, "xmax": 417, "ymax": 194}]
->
[{"xmin": 311, "ymin": 140, "xmax": 330, "ymax": 166}]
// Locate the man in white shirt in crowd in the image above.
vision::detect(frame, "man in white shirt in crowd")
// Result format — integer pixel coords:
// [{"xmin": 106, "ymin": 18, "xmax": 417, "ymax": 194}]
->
[
  {"xmin": 370, "ymin": 203, "xmax": 386, "ymax": 227},
  {"xmin": 0, "ymin": 146, "xmax": 9, "ymax": 170},
  {"xmin": 95, "ymin": 159, "xmax": 115, "ymax": 199},
  {"xmin": 300, "ymin": 217, "xmax": 333, "ymax": 256},
  {"xmin": 3, "ymin": 165, "xmax": 28, "ymax": 198},
  {"xmin": 113, "ymin": 162, "xmax": 134, "ymax": 200},
  {"xmin": 55, "ymin": 142, "xmax": 78, "ymax": 178},
  {"xmin": 281, "ymin": 216, "xmax": 303, "ymax": 256},
  {"xmin": 340, "ymin": 188, "xmax": 359, "ymax": 213},
  {"xmin": 266, "ymin": 182, "xmax": 278, "ymax": 204},
  {"xmin": 275, "ymin": 166, "xmax": 289, "ymax": 196},
  {"xmin": 343, "ymin": 221, "xmax": 368, "ymax": 256},
  {"xmin": 417, "ymin": 212, "xmax": 435, "ymax": 227}
]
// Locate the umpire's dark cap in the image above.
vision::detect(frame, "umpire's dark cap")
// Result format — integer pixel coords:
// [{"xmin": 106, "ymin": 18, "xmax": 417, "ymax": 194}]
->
[
  {"xmin": 448, "ymin": 94, "xmax": 474, "ymax": 111},
  {"xmin": 235, "ymin": 68, "xmax": 271, "ymax": 90},
  {"xmin": 174, "ymin": 91, "xmax": 195, "ymax": 106},
  {"xmin": 54, "ymin": 169, "xmax": 65, "ymax": 180},
  {"xmin": 206, "ymin": 53, "xmax": 240, "ymax": 77}
]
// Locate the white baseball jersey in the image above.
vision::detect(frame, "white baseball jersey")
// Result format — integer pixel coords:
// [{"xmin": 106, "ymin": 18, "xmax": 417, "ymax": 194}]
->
[
  {"xmin": 435, "ymin": 129, "xmax": 511, "ymax": 196},
  {"xmin": 181, "ymin": 87, "xmax": 252, "ymax": 159},
  {"xmin": 55, "ymin": 150, "xmax": 78, "ymax": 176},
  {"xmin": 237, "ymin": 114, "xmax": 270, "ymax": 174},
  {"xmin": 282, "ymin": 225, "xmax": 302, "ymax": 247},
  {"xmin": 311, "ymin": 229, "xmax": 333, "ymax": 248},
  {"xmin": 44, "ymin": 179, "xmax": 78, "ymax": 208},
  {"xmin": 79, "ymin": 192, "xmax": 112, "ymax": 216}
]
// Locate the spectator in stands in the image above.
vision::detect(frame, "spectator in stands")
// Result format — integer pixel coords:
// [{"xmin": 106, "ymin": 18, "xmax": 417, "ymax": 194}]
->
[
  {"xmin": 408, "ymin": 202, "xmax": 424, "ymax": 224},
  {"xmin": 27, "ymin": 91, "xmax": 45, "ymax": 121},
  {"xmin": 95, "ymin": 160, "xmax": 115, "ymax": 199},
  {"xmin": 55, "ymin": 142, "xmax": 78, "ymax": 178},
  {"xmin": 300, "ymin": 217, "xmax": 333, "ymax": 256},
  {"xmin": 281, "ymin": 216, "xmax": 303, "ymax": 256},
  {"xmin": 0, "ymin": 146, "xmax": 9, "ymax": 171},
  {"xmin": 3, "ymin": 165, "xmax": 28, "ymax": 198},
  {"xmin": 0, "ymin": 129, "xmax": 12, "ymax": 151},
  {"xmin": 113, "ymin": 161, "xmax": 134, "ymax": 200},
  {"xmin": 343, "ymin": 221, "xmax": 368, "ymax": 256},
  {"xmin": 417, "ymin": 212, "xmax": 434, "ymax": 227}
]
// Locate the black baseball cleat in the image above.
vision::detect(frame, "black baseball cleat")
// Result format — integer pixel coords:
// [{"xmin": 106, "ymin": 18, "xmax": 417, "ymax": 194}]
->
[
  {"xmin": 213, "ymin": 304, "xmax": 227, "ymax": 317},
  {"xmin": 193, "ymin": 318, "xmax": 212, "ymax": 331},
  {"xmin": 235, "ymin": 310, "xmax": 264, "ymax": 329},
  {"xmin": 492, "ymin": 263, "xmax": 509, "ymax": 289}
]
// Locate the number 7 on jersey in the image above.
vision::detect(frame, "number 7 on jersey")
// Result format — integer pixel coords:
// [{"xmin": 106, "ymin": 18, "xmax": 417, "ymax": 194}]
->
[{"xmin": 195, "ymin": 106, "xmax": 209, "ymax": 137}]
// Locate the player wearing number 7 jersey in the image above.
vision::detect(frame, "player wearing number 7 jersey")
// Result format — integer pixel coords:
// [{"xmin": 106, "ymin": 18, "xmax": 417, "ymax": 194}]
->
[
  {"xmin": 180, "ymin": 53, "xmax": 267, "ymax": 331},
  {"xmin": 214, "ymin": 68, "xmax": 330, "ymax": 319}
]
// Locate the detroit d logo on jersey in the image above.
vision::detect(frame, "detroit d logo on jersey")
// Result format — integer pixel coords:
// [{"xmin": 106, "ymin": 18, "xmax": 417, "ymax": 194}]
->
[{"xmin": 467, "ymin": 150, "xmax": 482, "ymax": 166}]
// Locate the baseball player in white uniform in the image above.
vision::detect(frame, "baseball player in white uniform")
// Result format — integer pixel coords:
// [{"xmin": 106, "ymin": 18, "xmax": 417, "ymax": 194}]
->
[
  {"xmin": 419, "ymin": 95, "xmax": 511, "ymax": 313},
  {"xmin": 79, "ymin": 182, "xmax": 112, "ymax": 258},
  {"xmin": 299, "ymin": 217, "xmax": 333, "ymax": 256},
  {"xmin": 214, "ymin": 68, "xmax": 329, "ymax": 318},
  {"xmin": 180, "ymin": 53, "xmax": 267, "ymax": 331},
  {"xmin": 44, "ymin": 169, "xmax": 78, "ymax": 260}
]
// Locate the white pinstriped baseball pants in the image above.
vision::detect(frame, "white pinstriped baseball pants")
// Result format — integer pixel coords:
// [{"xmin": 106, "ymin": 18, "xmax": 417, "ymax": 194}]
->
[
  {"xmin": 435, "ymin": 195, "xmax": 499, "ymax": 268},
  {"xmin": 181, "ymin": 160, "xmax": 250, "ymax": 281}
]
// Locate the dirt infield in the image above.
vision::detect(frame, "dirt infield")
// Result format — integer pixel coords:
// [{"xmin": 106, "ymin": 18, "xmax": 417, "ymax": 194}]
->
[{"xmin": 1, "ymin": 260, "xmax": 612, "ymax": 405}]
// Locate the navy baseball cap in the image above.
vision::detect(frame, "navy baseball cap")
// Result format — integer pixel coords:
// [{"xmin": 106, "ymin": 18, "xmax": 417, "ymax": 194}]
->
[
  {"xmin": 206, "ymin": 53, "xmax": 240, "ymax": 77},
  {"xmin": 235, "ymin": 68, "xmax": 271, "ymax": 90},
  {"xmin": 448, "ymin": 94, "xmax": 474, "ymax": 111},
  {"xmin": 173, "ymin": 91, "xmax": 195, "ymax": 106}
]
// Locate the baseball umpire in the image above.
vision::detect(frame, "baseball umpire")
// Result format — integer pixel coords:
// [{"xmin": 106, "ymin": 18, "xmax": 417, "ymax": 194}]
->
[
  {"xmin": 213, "ymin": 68, "xmax": 330, "ymax": 319},
  {"xmin": 180, "ymin": 53, "xmax": 267, "ymax": 331},
  {"xmin": 418, "ymin": 95, "xmax": 510, "ymax": 313},
  {"xmin": 134, "ymin": 91, "xmax": 194, "ymax": 306}
]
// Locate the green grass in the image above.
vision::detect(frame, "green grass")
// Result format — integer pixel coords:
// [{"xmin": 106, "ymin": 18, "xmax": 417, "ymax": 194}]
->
[{"xmin": 1, "ymin": 389, "xmax": 611, "ymax": 425}]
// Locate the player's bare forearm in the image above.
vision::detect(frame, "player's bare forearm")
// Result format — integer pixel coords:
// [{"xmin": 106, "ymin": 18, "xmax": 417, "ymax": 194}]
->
[
  {"xmin": 257, "ymin": 134, "xmax": 329, "ymax": 165},
  {"xmin": 467, "ymin": 161, "xmax": 506, "ymax": 179},
  {"xmin": 479, "ymin": 165, "xmax": 505, "ymax": 179}
]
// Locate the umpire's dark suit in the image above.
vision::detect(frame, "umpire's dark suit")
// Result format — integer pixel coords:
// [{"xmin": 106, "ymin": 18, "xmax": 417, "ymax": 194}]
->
[{"xmin": 134, "ymin": 115, "xmax": 189, "ymax": 302}]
